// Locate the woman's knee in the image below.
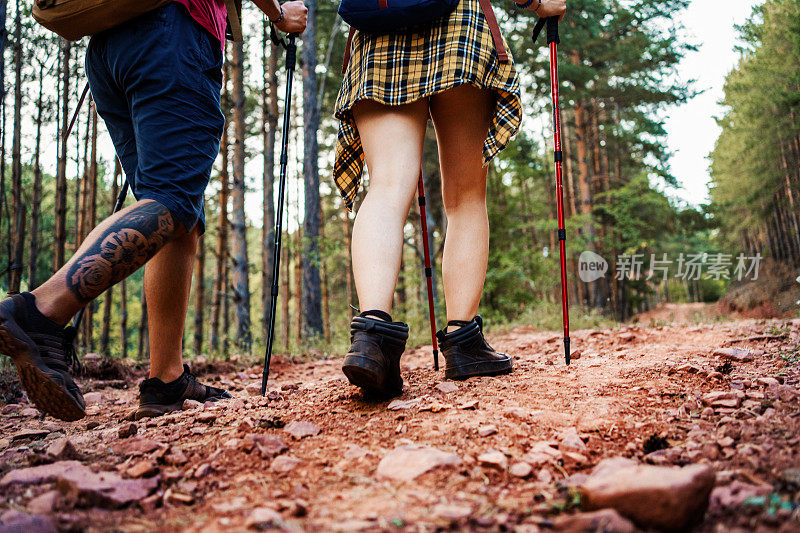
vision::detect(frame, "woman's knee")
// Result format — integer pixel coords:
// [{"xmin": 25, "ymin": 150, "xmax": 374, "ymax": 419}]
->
[
  {"xmin": 442, "ymin": 187, "xmax": 487, "ymax": 215},
  {"xmin": 360, "ymin": 178, "xmax": 414, "ymax": 215}
]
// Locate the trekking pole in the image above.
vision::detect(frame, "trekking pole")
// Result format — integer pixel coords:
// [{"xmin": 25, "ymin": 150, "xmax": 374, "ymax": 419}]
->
[
  {"xmin": 417, "ymin": 168, "xmax": 440, "ymax": 371},
  {"xmin": 68, "ymin": 177, "xmax": 130, "ymax": 339},
  {"xmin": 533, "ymin": 16, "xmax": 571, "ymax": 365},
  {"xmin": 64, "ymin": 82, "xmax": 91, "ymax": 141},
  {"xmin": 262, "ymin": 30, "xmax": 298, "ymax": 395}
]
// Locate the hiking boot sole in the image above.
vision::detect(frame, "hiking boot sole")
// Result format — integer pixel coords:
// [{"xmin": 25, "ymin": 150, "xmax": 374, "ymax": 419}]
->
[
  {"xmin": 444, "ymin": 356, "xmax": 514, "ymax": 381},
  {"xmin": 0, "ymin": 318, "xmax": 86, "ymax": 422},
  {"xmin": 342, "ymin": 354, "xmax": 402, "ymax": 398}
]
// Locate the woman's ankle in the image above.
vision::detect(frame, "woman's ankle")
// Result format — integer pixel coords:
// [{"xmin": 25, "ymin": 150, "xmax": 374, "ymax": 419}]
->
[
  {"xmin": 445, "ymin": 317, "xmax": 474, "ymax": 333},
  {"xmin": 359, "ymin": 309, "xmax": 392, "ymax": 322}
]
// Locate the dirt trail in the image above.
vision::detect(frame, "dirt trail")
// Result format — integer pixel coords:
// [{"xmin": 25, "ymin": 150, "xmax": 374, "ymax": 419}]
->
[{"xmin": 2, "ymin": 310, "xmax": 799, "ymax": 532}]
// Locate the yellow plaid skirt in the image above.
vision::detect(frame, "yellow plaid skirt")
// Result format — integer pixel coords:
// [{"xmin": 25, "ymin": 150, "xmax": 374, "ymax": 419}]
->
[{"xmin": 333, "ymin": 0, "xmax": 523, "ymax": 209}]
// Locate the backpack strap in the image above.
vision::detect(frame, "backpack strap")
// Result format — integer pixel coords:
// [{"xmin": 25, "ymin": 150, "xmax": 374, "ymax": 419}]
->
[
  {"xmin": 225, "ymin": 0, "xmax": 243, "ymax": 42},
  {"xmin": 342, "ymin": 27, "xmax": 356, "ymax": 74},
  {"xmin": 477, "ymin": 0, "xmax": 508, "ymax": 62}
]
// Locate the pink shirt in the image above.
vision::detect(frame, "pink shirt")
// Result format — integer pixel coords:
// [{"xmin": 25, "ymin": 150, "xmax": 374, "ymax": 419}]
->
[{"xmin": 173, "ymin": 0, "xmax": 227, "ymax": 48}]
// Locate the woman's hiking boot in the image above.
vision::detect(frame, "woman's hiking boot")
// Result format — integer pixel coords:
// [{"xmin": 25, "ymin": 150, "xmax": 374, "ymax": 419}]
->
[
  {"xmin": 135, "ymin": 364, "xmax": 231, "ymax": 420},
  {"xmin": 0, "ymin": 292, "xmax": 86, "ymax": 421},
  {"xmin": 342, "ymin": 310, "xmax": 409, "ymax": 398},
  {"xmin": 437, "ymin": 316, "xmax": 513, "ymax": 380}
]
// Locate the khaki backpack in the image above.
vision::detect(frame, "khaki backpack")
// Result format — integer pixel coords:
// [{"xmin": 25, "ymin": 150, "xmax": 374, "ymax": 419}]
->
[{"xmin": 33, "ymin": 0, "xmax": 242, "ymax": 42}]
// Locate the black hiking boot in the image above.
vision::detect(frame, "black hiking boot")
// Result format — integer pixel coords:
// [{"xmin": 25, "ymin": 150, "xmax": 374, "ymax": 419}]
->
[
  {"xmin": 437, "ymin": 316, "xmax": 513, "ymax": 381},
  {"xmin": 342, "ymin": 311, "xmax": 409, "ymax": 398},
  {"xmin": 0, "ymin": 292, "xmax": 86, "ymax": 421},
  {"xmin": 134, "ymin": 364, "xmax": 232, "ymax": 420}
]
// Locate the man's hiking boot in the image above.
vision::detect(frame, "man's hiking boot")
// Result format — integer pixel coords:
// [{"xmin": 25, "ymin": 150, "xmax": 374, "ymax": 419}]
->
[
  {"xmin": 342, "ymin": 311, "xmax": 409, "ymax": 398},
  {"xmin": 437, "ymin": 316, "xmax": 513, "ymax": 380},
  {"xmin": 0, "ymin": 292, "xmax": 86, "ymax": 421},
  {"xmin": 135, "ymin": 364, "xmax": 231, "ymax": 420}
]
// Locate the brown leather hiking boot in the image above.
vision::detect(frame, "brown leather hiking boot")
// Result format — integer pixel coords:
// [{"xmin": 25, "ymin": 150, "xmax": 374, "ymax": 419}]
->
[
  {"xmin": 134, "ymin": 364, "xmax": 231, "ymax": 420},
  {"xmin": 437, "ymin": 316, "xmax": 513, "ymax": 380},
  {"xmin": 0, "ymin": 293, "xmax": 85, "ymax": 421},
  {"xmin": 342, "ymin": 311, "xmax": 409, "ymax": 398}
]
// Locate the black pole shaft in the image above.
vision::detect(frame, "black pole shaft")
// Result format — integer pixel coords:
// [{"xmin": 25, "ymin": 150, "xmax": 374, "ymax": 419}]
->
[
  {"xmin": 262, "ymin": 35, "xmax": 297, "ymax": 395},
  {"xmin": 71, "ymin": 179, "xmax": 130, "ymax": 332}
]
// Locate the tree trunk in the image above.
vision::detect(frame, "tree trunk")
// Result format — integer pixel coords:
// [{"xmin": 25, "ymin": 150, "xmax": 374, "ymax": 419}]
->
[
  {"xmin": 230, "ymin": 40, "xmax": 251, "ymax": 351},
  {"xmin": 301, "ymin": 0, "xmax": 324, "ymax": 339},
  {"xmin": 261, "ymin": 22, "xmax": 278, "ymax": 335},
  {"xmin": 54, "ymin": 40, "xmax": 71, "ymax": 270},
  {"xmin": 8, "ymin": 0, "xmax": 23, "ymax": 293},
  {"xmin": 210, "ymin": 61, "xmax": 231, "ymax": 356},
  {"xmin": 101, "ymin": 163, "xmax": 120, "ymax": 357},
  {"xmin": 76, "ymin": 101, "xmax": 89, "ymax": 247},
  {"xmin": 320, "ymin": 213, "xmax": 331, "ymax": 343},
  {"xmin": 562, "ymin": 116, "xmax": 577, "ymax": 218},
  {"xmin": 573, "ymin": 96, "xmax": 598, "ymax": 307},
  {"xmin": 29, "ymin": 61, "xmax": 45, "ymax": 290},
  {"xmin": 294, "ymin": 226, "xmax": 303, "ymax": 347},
  {"xmin": 281, "ymin": 225, "xmax": 290, "ymax": 350},
  {"xmin": 83, "ymin": 104, "xmax": 99, "ymax": 350},
  {"xmin": 194, "ymin": 232, "xmax": 205, "ymax": 355},
  {"xmin": 0, "ymin": 0, "xmax": 6, "ymax": 269}
]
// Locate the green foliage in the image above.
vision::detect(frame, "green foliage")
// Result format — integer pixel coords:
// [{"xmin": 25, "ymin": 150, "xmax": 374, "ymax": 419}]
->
[{"xmin": 709, "ymin": 0, "xmax": 800, "ymax": 257}]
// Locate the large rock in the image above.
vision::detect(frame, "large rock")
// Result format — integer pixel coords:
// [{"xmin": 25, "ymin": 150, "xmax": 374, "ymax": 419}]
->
[
  {"xmin": 579, "ymin": 458, "xmax": 715, "ymax": 532},
  {"xmin": 376, "ymin": 445, "xmax": 461, "ymax": 481},
  {"xmin": 1, "ymin": 461, "xmax": 159, "ymax": 509}
]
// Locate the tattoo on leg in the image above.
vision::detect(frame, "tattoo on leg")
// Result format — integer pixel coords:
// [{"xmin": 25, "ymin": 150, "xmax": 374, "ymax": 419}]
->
[{"xmin": 67, "ymin": 202, "xmax": 175, "ymax": 302}]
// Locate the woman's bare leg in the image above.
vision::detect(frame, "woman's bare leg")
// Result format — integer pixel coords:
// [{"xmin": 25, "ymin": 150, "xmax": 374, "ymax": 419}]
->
[
  {"xmin": 350, "ymin": 99, "xmax": 429, "ymax": 315},
  {"xmin": 430, "ymin": 85, "xmax": 495, "ymax": 329}
]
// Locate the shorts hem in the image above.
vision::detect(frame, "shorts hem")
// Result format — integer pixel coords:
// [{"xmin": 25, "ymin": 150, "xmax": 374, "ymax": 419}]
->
[{"xmin": 135, "ymin": 190, "xmax": 205, "ymax": 236}]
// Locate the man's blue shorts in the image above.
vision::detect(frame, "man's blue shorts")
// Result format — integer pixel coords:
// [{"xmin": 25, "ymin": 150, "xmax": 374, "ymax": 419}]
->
[{"xmin": 86, "ymin": 3, "xmax": 225, "ymax": 234}]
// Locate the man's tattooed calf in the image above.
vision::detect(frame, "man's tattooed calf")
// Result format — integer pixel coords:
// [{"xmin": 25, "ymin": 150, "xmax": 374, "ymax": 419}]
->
[{"xmin": 67, "ymin": 201, "xmax": 176, "ymax": 302}]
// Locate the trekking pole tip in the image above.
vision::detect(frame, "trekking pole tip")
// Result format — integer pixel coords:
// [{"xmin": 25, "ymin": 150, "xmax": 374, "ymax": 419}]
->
[
  {"xmin": 564, "ymin": 337, "xmax": 571, "ymax": 365},
  {"xmin": 434, "ymin": 349, "xmax": 439, "ymax": 371}
]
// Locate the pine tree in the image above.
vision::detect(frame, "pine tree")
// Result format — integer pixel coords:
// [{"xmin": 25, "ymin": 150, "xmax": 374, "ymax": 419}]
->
[
  {"xmin": 301, "ymin": 0, "xmax": 324, "ymax": 339},
  {"xmin": 230, "ymin": 39, "xmax": 252, "ymax": 350},
  {"xmin": 8, "ymin": 0, "xmax": 24, "ymax": 293}
]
